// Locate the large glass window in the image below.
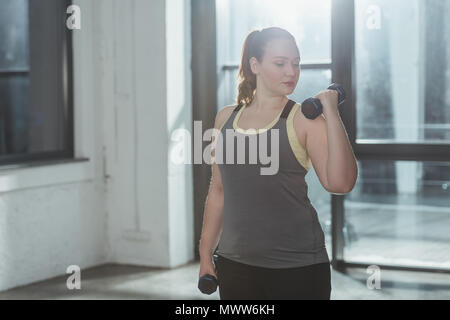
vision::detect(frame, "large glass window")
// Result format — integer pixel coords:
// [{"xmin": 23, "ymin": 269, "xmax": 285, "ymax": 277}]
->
[
  {"xmin": 347, "ymin": 0, "xmax": 450, "ymax": 271},
  {"xmin": 0, "ymin": 0, "xmax": 73, "ymax": 165}
]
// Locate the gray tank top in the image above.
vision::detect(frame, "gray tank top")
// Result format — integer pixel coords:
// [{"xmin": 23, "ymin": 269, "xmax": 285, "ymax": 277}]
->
[{"xmin": 215, "ymin": 99, "xmax": 330, "ymax": 269}]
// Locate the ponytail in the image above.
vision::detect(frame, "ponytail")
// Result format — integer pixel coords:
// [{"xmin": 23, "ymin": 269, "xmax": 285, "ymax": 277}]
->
[{"xmin": 236, "ymin": 30, "xmax": 260, "ymax": 106}]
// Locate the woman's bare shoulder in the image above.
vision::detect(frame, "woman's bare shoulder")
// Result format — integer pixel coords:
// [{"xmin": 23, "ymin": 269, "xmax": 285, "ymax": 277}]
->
[{"xmin": 215, "ymin": 105, "xmax": 237, "ymax": 130}]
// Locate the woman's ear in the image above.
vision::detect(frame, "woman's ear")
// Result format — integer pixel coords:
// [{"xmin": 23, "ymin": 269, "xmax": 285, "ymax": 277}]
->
[{"xmin": 249, "ymin": 57, "xmax": 259, "ymax": 75}]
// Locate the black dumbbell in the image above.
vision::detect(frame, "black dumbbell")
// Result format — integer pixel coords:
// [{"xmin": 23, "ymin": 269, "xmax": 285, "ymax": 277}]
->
[
  {"xmin": 198, "ymin": 254, "xmax": 219, "ymax": 295},
  {"xmin": 301, "ymin": 83, "xmax": 346, "ymax": 120}
]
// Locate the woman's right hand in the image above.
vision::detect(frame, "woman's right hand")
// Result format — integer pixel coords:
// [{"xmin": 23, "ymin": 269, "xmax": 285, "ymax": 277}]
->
[{"xmin": 199, "ymin": 256, "xmax": 218, "ymax": 280}]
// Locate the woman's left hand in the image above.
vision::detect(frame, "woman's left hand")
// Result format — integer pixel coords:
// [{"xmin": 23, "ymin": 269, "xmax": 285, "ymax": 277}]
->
[{"xmin": 314, "ymin": 89, "xmax": 339, "ymax": 115}]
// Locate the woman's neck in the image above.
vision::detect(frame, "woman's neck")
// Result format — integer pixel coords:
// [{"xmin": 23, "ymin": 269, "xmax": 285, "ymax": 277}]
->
[{"xmin": 250, "ymin": 93, "xmax": 288, "ymax": 113}]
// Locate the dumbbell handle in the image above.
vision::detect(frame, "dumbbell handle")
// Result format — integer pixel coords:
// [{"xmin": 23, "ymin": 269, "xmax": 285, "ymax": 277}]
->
[{"xmin": 301, "ymin": 83, "xmax": 346, "ymax": 120}]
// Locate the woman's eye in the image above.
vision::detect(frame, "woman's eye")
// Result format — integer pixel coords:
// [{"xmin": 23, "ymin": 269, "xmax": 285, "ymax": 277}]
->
[{"xmin": 275, "ymin": 63, "xmax": 300, "ymax": 67}]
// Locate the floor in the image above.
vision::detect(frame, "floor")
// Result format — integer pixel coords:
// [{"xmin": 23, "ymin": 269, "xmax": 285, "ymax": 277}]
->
[{"xmin": 1, "ymin": 259, "xmax": 449, "ymax": 300}]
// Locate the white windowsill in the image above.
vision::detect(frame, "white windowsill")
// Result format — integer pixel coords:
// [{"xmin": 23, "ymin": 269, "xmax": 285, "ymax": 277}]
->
[{"xmin": 0, "ymin": 158, "xmax": 95, "ymax": 193}]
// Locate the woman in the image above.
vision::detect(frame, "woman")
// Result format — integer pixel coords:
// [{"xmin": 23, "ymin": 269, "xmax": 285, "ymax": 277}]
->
[{"xmin": 198, "ymin": 27, "xmax": 358, "ymax": 300}]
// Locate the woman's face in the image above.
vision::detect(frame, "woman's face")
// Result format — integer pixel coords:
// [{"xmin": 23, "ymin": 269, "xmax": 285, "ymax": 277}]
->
[{"xmin": 250, "ymin": 38, "xmax": 301, "ymax": 96}]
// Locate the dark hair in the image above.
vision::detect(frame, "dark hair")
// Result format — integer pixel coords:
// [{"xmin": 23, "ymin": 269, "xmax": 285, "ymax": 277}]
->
[{"xmin": 236, "ymin": 27, "xmax": 298, "ymax": 106}]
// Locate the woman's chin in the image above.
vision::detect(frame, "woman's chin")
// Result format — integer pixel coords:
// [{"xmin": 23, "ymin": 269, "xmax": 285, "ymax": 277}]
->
[{"xmin": 284, "ymin": 87, "xmax": 296, "ymax": 94}]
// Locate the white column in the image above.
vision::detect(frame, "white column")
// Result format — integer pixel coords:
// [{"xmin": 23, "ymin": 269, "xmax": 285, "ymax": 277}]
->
[
  {"xmin": 390, "ymin": 0, "xmax": 421, "ymax": 194},
  {"xmin": 99, "ymin": 0, "xmax": 194, "ymax": 268}
]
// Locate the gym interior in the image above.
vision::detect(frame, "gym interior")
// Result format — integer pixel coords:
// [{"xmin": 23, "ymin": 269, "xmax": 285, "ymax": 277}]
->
[{"xmin": 0, "ymin": 0, "xmax": 449, "ymax": 300}]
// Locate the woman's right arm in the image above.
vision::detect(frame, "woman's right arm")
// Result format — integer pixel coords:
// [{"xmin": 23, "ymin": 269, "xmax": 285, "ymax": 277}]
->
[{"xmin": 198, "ymin": 106, "xmax": 234, "ymax": 265}]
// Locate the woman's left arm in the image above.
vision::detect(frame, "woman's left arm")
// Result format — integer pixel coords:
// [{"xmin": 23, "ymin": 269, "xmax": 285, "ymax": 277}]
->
[{"xmin": 316, "ymin": 89, "xmax": 358, "ymax": 193}]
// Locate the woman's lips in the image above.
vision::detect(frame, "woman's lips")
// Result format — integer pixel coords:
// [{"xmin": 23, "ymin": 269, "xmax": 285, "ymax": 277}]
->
[{"xmin": 283, "ymin": 82, "xmax": 295, "ymax": 87}]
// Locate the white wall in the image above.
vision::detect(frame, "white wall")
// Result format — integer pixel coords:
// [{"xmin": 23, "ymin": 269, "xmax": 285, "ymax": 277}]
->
[{"xmin": 0, "ymin": 0, "xmax": 194, "ymax": 292}]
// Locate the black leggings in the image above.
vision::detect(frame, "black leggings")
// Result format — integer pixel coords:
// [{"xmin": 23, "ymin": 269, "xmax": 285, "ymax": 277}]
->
[{"xmin": 215, "ymin": 255, "xmax": 332, "ymax": 300}]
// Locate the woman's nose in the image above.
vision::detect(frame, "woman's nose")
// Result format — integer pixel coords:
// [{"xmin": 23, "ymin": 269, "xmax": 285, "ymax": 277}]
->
[{"xmin": 285, "ymin": 64, "xmax": 296, "ymax": 76}]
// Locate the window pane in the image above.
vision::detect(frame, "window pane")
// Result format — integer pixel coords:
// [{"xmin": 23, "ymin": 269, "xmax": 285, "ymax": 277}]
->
[
  {"xmin": 0, "ymin": 75, "xmax": 29, "ymax": 154},
  {"xmin": 216, "ymin": 0, "xmax": 331, "ymax": 64},
  {"xmin": 344, "ymin": 160, "xmax": 450, "ymax": 269},
  {"xmin": 0, "ymin": 0, "xmax": 71, "ymax": 160},
  {"xmin": 0, "ymin": 0, "xmax": 29, "ymax": 70},
  {"xmin": 0, "ymin": 0, "xmax": 30, "ymax": 156},
  {"xmin": 355, "ymin": 0, "xmax": 450, "ymax": 143}
]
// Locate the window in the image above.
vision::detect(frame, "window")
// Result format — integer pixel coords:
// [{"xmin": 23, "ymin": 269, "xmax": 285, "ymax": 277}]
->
[
  {"xmin": 0, "ymin": 0, "xmax": 73, "ymax": 166},
  {"xmin": 345, "ymin": 0, "xmax": 450, "ymax": 270}
]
